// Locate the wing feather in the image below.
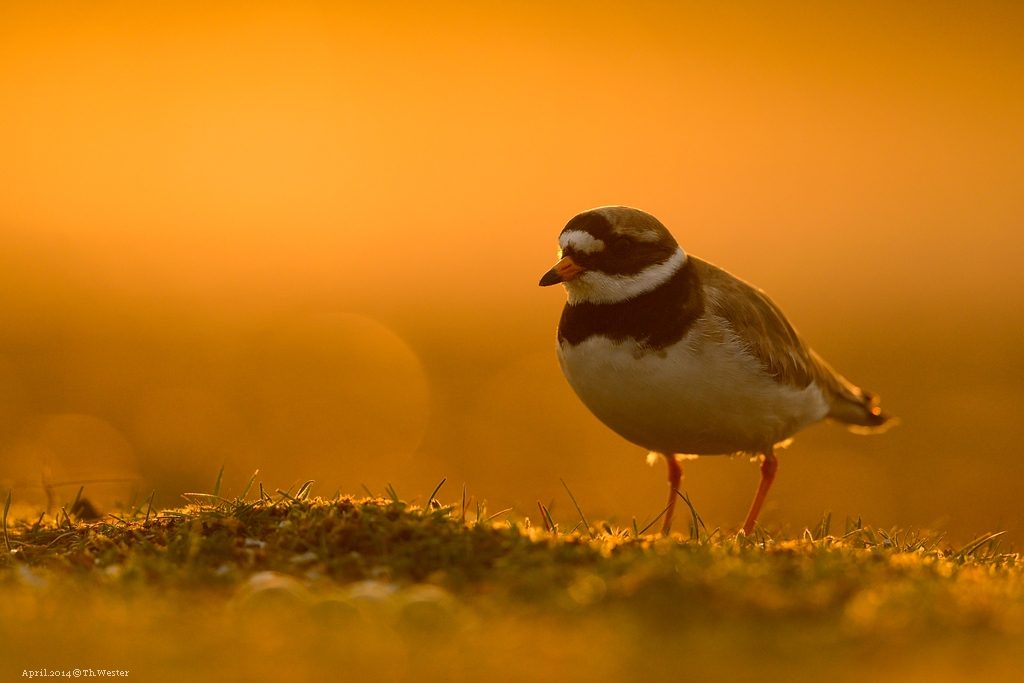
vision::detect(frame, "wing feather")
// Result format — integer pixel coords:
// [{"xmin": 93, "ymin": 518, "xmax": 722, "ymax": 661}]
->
[
  {"xmin": 692, "ymin": 258, "xmax": 816, "ymax": 389},
  {"xmin": 690, "ymin": 257, "xmax": 891, "ymax": 429}
]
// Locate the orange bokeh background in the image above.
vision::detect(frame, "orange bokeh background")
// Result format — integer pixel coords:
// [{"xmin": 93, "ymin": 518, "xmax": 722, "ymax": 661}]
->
[{"xmin": 2, "ymin": 1, "xmax": 1022, "ymax": 542}]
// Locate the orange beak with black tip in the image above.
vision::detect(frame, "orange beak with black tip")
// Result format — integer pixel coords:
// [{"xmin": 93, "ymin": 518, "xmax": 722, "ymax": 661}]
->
[{"xmin": 539, "ymin": 255, "xmax": 586, "ymax": 286}]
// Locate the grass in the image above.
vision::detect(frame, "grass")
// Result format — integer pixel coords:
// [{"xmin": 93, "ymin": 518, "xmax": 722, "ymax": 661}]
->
[{"xmin": 1, "ymin": 477, "xmax": 1022, "ymax": 682}]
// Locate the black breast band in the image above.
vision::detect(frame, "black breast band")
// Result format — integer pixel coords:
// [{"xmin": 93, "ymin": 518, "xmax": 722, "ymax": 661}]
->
[{"xmin": 557, "ymin": 260, "xmax": 705, "ymax": 350}]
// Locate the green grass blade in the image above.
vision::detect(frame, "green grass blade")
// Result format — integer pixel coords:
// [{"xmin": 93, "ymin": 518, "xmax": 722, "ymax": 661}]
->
[
  {"xmin": 240, "ymin": 470, "xmax": 259, "ymax": 500},
  {"xmin": 3, "ymin": 490, "xmax": 11, "ymax": 552},
  {"xmin": 957, "ymin": 531, "xmax": 1007, "ymax": 559},
  {"xmin": 638, "ymin": 503, "xmax": 671, "ymax": 536},
  {"xmin": 212, "ymin": 464, "xmax": 225, "ymax": 497},
  {"xmin": 426, "ymin": 477, "xmax": 447, "ymax": 509},
  {"xmin": 560, "ymin": 478, "xmax": 594, "ymax": 539},
  {"xmin": 674, "ymin": 490, "xmax": 707, "ymax": 537},
  {"xmin": 132, "ymin": 490, "xmax": 154, "ymax": 518},
  {"xmin": 543, "ymin": 503, "xmax": 557, "ymax": 532},
  {"xmin": 483, "ymin": 507, "xmax": 512, "ymax": 523},
  {"xmin": 182, "ymin": 492, "xmax": 233, "ymax": 506},
  {"xmin": 28, "ymin": 511, "xmax": 44, "ymax": 535},
  {"xmin": 536, "ymin": 501, "xmax": 551, "ymax": 532},
  {"xmin": 296, "ymin": 480, "xmax": 314, "ymax": 501},
  {"xmin": 70, "ymin": 486, "xmax": 84, "ymax": 518}
]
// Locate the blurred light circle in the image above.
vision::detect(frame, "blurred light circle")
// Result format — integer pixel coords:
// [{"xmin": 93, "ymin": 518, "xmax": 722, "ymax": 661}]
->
[
  {"xmin": 0, "ymin": 413, "xmax": 139, "ymax": 512},
  {"xmin": 238, "ymin": 312, "xmax": 430, "ymax": 491}
]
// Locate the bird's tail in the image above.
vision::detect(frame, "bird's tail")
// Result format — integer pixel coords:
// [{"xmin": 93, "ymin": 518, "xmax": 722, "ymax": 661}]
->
[
  {"xmin": 811, "ymin": 350, "xmax": 897, "ymax": 434},
  {"xmin": 829, "ymin": 388, "xmax": 897, "ymax": 434}
]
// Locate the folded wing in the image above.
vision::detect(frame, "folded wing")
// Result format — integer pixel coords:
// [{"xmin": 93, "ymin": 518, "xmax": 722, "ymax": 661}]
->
[{"xmin": 692, "ymin": 258, "xmax": 893, "ymax": 431}]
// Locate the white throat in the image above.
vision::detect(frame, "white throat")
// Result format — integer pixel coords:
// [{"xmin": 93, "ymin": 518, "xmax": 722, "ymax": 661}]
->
[{"xmin": 564, "ymin": 247, "xmax": 687, "ymax": 305}]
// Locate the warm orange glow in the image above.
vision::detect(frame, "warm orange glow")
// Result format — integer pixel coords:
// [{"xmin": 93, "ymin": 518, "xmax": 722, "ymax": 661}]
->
[{"xmin": 1, "ymin": 2, "xmax": 1022, "ymax": 541}]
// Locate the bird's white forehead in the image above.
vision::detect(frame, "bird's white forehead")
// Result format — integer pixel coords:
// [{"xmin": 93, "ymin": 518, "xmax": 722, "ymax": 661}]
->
[{"xmin": 558, "ymin": 230, "xmax": 605, "ymax": 254}]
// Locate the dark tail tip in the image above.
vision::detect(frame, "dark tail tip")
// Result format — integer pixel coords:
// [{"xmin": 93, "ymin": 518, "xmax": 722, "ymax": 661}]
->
[
  {"xmin": 834, "ymin": 390, "xmax": 898, "ymax": 434},
  {"xmin": 849, "ymin": 394, "xmax": 898, "ymax": 434}
]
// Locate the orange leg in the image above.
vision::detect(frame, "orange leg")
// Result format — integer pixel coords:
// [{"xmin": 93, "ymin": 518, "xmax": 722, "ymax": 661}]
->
[
  {"xmin": 661, "ymin": 455, "xmax": 683, "ymax": 535},
  {"xmin": 742, "ymin": 449, "xmax": 778, "ymax": 535}
]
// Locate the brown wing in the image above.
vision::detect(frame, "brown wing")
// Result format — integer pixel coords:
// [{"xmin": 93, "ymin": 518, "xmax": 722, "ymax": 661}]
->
[
  {"xmin": 691, "ymin": 257, "xmax": 817, "ymax": 389},
  {"xmin": 690, "ymin": 257, "xmax": 892, "ymax": 429}
]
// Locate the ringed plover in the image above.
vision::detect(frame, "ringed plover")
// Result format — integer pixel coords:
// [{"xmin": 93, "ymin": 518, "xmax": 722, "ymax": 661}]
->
[{"xmin": 539, "ymin": 206, "xmax": 893, "ymax": 535}]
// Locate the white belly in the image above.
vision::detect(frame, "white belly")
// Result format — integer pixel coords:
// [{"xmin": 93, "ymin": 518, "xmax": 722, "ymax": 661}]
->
[{"xmin": 556, "ymin": 327, "xmax": 829, "ymax": 455}]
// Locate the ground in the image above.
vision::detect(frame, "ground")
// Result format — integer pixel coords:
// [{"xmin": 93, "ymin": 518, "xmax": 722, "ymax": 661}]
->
[{"xmin": 1, "ymin": 481, "xmax": 1021, "ymax": 682}]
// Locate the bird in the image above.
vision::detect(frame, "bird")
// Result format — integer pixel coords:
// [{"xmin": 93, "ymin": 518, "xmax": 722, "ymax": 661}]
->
[{"xmin": 539, "ymin": 206, "xmax": 893, "ymax": 535}]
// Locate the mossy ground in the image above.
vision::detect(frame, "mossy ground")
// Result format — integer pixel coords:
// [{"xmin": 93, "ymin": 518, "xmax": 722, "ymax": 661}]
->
[{"xmin": 1, "ymin": 481, "xmax": 1022, "ymax": 682}]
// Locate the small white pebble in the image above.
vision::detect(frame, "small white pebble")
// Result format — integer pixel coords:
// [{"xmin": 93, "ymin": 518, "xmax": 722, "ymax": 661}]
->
[{"xmin": 289, "ymin": 551, "xmax": 319, "ymax": 565}]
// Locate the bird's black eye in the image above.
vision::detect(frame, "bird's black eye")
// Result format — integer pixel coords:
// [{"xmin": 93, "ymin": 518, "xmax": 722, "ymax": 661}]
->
[{"xmin": 612, "ymin": 237, "xmax": 632, "ymax": 256}]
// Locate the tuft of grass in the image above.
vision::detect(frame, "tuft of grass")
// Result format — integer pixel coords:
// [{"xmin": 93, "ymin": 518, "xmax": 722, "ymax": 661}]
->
[
  {"xmin": 0, "ymin": 482, "xmax": 1016, "ymax": 612},
  {"xmin": 1, "ymin": 477, "xmax": 1022, "ymax": 682}
]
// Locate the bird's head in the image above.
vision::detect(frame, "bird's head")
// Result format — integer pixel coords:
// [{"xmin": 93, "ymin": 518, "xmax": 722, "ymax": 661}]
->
[{"xmin": 539, "ymin": 206, "xmax": 686, "ymax": 305}]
